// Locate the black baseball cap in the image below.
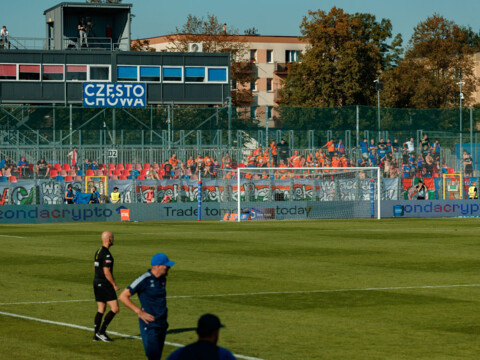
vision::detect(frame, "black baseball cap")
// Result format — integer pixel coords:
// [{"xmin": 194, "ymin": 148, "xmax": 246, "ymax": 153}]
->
[{"xmin": 197, "ymin": 314, "xmax": 225, "ymax": 333}]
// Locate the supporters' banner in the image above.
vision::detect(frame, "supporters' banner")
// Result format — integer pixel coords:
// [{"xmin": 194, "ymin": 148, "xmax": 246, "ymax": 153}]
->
[
  {"xmin": 108, "ymin": 181, "xmax": 133, "ymax": 203},
  {"xmin": 316, "ymin": 180, "xmax": 335, "ymax": 201},
  {"xmin": 181, "ymin": 180, "xmax": 199, "ymax": 202},
  {"xmin": 293, "ymin": 179, "xmax": 314, "ymax": 201},
  {"xmin": 272, "ymin": 180, "xmax": 291, "ymax": 201},
  {"xmin": 0, "ymin": 184, "xmax": 9, "ymax": 205},
  {"xmin": 38, "ymin": 180, "xmax": 83, "ymax": 205},
  {"xmin": 244, "ymin": 180, "xmax": 271, "ymax": 201},
  {"xmin": 382, "ymin": 179, "xmax": 398, "ymax": 200},
  {"xmin": 9, "ymin": 182, "xmax": 36, "ymax": 205}
]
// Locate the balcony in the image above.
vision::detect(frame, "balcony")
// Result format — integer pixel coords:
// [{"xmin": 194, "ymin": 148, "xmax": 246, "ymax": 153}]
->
[
  {"xmin": 274, "ymin": 90, "xmax": 286, "ymax": 104},
  {"xmin": 274, "ymin": 62, "xmax": 291, "ymax": 75}
]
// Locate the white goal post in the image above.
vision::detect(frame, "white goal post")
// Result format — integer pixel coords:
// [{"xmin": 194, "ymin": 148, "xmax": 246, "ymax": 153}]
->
[{"xmin": 216, "ymin": 167, "xmax": 382, "ymax": 221}]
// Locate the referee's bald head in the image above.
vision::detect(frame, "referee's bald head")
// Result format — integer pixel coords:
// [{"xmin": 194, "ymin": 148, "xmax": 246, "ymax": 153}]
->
[{"xmin": 102, "ymin": 231, "xmax": 114, "ymax": 247}]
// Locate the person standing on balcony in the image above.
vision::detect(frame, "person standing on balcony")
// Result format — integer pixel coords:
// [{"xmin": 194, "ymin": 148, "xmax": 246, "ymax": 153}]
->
[
  {"xmin": 0, "ymin": 26, "xmax": 9, "ymax": 49},
  {"xmin": 78, "ymin": 17, "xmax": 88, "ymax": 48}
]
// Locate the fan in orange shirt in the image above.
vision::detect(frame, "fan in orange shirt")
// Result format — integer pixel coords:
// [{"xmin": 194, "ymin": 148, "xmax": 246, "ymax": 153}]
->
[
  {"xmin": 247, "ymin": 151, "xmax": 256, "ymax": 167},
  {"xmin": 253, "ymin": 146, "xmax": 263, "ymax": 156},
  {"xmin": 306, "ymin": 153, "xmax": 314, "ymax": 167},
  {"xmin": 270, "ymin": 140, "xmax": 278, "ymax": 165},
  {"xmin": 169, "ymin": 153, "xmax": 179, "ymax": 169},
  {"xmin": 340, "ymin": 154, "xmax": 349, "ymax": 167},
  {"xmin": 331, "ymin": 153, "xmax": 341, "ymax": 170}
]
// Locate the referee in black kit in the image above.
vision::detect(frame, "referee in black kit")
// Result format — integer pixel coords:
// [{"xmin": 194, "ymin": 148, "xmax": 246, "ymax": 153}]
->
[{"xmin": 93, "ymin": 231, "xmax": 120, "ymax": 342}]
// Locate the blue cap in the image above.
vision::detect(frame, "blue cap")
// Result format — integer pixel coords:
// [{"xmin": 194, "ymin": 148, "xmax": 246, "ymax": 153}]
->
[{"xmin": 151, "ymin": 253, "xmax": 175, "ymax": 267}]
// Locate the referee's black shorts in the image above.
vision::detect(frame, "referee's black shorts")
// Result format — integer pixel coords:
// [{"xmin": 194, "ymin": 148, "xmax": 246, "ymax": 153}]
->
[{"xmin": 93, "ymin": 280, "xmax": 117, "ymax": 302}]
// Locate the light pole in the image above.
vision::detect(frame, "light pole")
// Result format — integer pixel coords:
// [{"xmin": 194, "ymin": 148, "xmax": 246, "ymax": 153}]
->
[
  {"xmin": 374, "ymin": 78, "xmax": 383, "ymax": 140},
  {"xmin": 457, "ymin": 80, "xmax": 465, "ymax": 160}
]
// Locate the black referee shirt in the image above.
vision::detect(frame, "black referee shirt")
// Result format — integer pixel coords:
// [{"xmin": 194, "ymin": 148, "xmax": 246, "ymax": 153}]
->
[{"xmin": 94, "ymin": 246, "xmax": 114, "ymax": 282}]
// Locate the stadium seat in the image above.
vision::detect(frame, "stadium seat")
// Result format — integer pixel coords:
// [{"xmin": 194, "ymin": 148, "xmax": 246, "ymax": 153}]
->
[
  {"xmin": 110, "ymin": 175, "xmax": 118, "ymax": 180},
  {"xmin": 447, "ymin": 168, "xmax": 455, "ymax": 174},
  {"xmin": 137, "ymin": 175, "xmax": 145, "ymax": 180},
  {"xmin": 152, "ymin": 163, "xmax": 160, "ymax": 170},
  {"xmin": 119, "ymin": 175, "xmax": 127, "ymax": 180},
  {"xmin": 86, "ymin": 170, "xmax": 94, "ymax": 176},
  {"xmin": 62, "ymin": 164, "xmax": 71, "ymax": 171},
  {"xmin": 122, "ymin": 169, "xmax": 130, "ymax": 176},
  {"xmin": 9, "ymin": 176, "xmax": 17, "ymax": 183},
  {"xmin": 59, "ymin": 170, "xmax": 67, "ymax": 177},
  {"xmin": 50, "ymin": 170, "xmax": 58, "ymax": 178},
  {"xmin": 108, "ymin": 163, "xmax": 115, "ymax": 171},
  {"xmin": 134, "ymin": 163, "xmax": 142, "ymax": 170},
  {"xmin": 65, "ymin": 176, "xmax": 73, "ymax": 181},
  {"xmin": 68, "ymin": 170, "xmax": 76, "ymax": 176},
  {"xmin": 94, "ymin": 170, "xmax": 104, "ymax": 176},
  {"xmin": 54, "ymin": 164, "xmax": 62, "ymax": 171},
  {"xmin": 74, "ymin": 176, "xmax": 83, "ymax": 181},
  {"xmin": 238, "ymin": 163, "xmax": 246, "ymax": 168},
  {"xmin": 116, "ymin": 164, "xmax": 125, "ymax": 171},
  {"xmin": 125, "ymin": 163, "xmax": 133, "ymax": 171},
  {"xmin": 140, "ymin": 169, "xmax": 148, "ymax": 176},
  {"xmin": 113, "ymin": 169, "xmax": 121, "ymax": 176},
  {"xmin": 28, "ymin": 164, "xmax": 34, "ymax": 173},
  {"xmin": 143, "ymin": 163, "xmax": 150, "ymax": 170},
  {"xmin": 98, "ymin": 163, "xmax": 107, "ymax": 171}
]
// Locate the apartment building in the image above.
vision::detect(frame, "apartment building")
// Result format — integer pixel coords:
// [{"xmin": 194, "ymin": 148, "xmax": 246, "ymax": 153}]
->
[{"xmin": 141, "ymin": 34, "xmax": 308, "ymax": 127}]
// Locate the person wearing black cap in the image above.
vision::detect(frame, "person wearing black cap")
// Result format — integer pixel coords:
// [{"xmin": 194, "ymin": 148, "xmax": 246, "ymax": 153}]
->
[
  {"xmin": 119, "ymin": 253, "xmax": 175, "ymax": 360},
  {"xmin": 167, "ymin": 313, "xmax": 236, "ymax": 360}
]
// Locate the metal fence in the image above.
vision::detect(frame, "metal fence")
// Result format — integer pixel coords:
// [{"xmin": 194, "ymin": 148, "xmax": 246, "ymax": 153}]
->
[{"xmin": 1, "ymin": 104, "xmax": 479, "ymax": 173}]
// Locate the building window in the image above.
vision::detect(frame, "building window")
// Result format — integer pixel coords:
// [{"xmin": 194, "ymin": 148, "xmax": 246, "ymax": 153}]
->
[
  {"xmin": 42, "ymin": 65, "xmax": 64, "ymax": 81},
  {"xmin": 267, "ymin": 78, "xmax": 273, "ymax": 92},
  {"xmin": 89, "ymin": 66, "xmax": 110, "ymax": 81},
  {"xmin": 185, "ymin": 67, "xmax": 205, "ymax": 82},
  {"xmin": 231, "ymin": 79, "xmax": 237, "ymax": 90},
  {"xmin": 286, "ymin": 50, "xmax": 301, "ymax": 63},
  {"xmin": 250, "ymin": 49, "xmax": 257, "ymax": 62},
  {"xmin": 267, "ymin": 106, "xmax": 273, "ymax": 120},
  {"xmin": 19, "ymin": 64, "xmax": 40, "ymax": 81},
  {"xmin": 140, "ymin": 66, "xmax": 161, "ymax": 82},
  {"xmin": 250, "ymin": 106, "xmax": 257, "ymax": 119},
  {"xmin": 0, "ymin": 64, "xmax": 17, "ymax": 80},
  {"xmin": 250, "ymin": 80, "xmax": 257, "ymax": 91},
  {"xmin": 66, "ymin": 65, "xmax": 87, "ymax": 81},
  {"xmin": 266, "ymin": 50, "xmax": 273, "ymax": 63},
  {"xmin": 163, "ymin": 67, "xmax": 182, "ymax": 82},
  {"xmin": 207, "ymin": 68, "xmax": 227, "ymax": 82},
  {"xmin": 117, "ymin": 66, "xmax": 138, "ymax": 82}
]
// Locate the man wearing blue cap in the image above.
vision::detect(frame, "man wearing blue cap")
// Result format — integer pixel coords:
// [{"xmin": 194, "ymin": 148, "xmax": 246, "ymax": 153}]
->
[
  {"xmin": 119, "ymin": 253, "xmax": 175, "ymax": 360},
  {"xmin": 166, "ymin": 313, "xmax": 236, "ymax": 360}
]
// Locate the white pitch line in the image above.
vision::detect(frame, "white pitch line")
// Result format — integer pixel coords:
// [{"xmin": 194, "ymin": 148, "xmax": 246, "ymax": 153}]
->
[
  {"xmin": 0, "ymin": 235, "xmax": 25, "ymax": 238},
  {"xmin": 0, "ymin": 299, "xmax": 92, "ymax": 306},
  {"xmin": 2, "ymin": 283, "xmax": 480, "ymax": 306},
  {"xmin": 0, "ymin": 310, "xmax": 264, "ymax": 360},
  {"xmin": 168, "ymin": 283, "xmax": 480, "ymax": 299}
]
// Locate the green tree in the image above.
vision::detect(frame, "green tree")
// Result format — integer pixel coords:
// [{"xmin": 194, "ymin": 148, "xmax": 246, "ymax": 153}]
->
[
  {"xmin": 280, "ymin": 7, "xmax": 402, "ymax": 109},
  {"xmin": 383, "ymin": 14, "xmax": 478, "ymax": 109},
  {"xmin": 166, "ymin": 14, "xmax": 256, "ymax": 107}
]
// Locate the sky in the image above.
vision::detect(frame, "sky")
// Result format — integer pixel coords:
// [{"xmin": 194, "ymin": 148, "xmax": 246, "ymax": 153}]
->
[{"xmin": 3, "ymin": 0, "xmax": 480, "ymax": 47}]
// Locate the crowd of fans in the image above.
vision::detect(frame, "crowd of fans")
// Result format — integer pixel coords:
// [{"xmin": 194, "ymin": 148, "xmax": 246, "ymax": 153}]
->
[{"xmin": 0, "ymin": 134, "xmax": 471, "ymax": 183}]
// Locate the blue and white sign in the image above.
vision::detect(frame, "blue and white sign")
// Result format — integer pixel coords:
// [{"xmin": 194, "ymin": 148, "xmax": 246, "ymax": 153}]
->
[{"xmin": 83, "ymin": 83, "xmax": 147, "ymax": 108}]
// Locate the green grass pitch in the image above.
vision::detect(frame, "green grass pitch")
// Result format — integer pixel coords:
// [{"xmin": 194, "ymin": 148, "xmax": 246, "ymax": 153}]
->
[{"xmin": 1, "ymin": 219, "xmax": 480, "ymax": 359}]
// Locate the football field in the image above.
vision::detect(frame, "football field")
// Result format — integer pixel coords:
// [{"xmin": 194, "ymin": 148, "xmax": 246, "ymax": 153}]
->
[{"xmin": 1, "ymin": 218, "xmax": 480, "ymax": 359}]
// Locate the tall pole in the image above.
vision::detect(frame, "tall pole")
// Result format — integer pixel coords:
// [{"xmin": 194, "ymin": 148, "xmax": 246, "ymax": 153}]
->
[
  {"xmin": 227, "ymin": 97, "xmax": 232, "ymax": 149},
  {"xmin": 374, "ymin": 78, "xmax": 382, "ymax": 141},
  {"xmin": 457, "ymin": 80, "xmax": 464, "ymax": 161}
]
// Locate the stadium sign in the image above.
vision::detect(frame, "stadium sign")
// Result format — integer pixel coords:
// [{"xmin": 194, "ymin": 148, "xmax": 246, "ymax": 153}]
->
[{"xmin": 83, "ymin": 83, "xmax": 146, "ymax": 108}]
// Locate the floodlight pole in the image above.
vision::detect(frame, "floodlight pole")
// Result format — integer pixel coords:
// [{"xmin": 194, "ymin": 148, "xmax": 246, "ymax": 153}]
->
[
  {"xmin": 374, "ymin": 78, "xmax": 381, "ymax": 140},
  {"xmin": 457, "ymin": 80, "xmax": 464, "ymax": 160}
]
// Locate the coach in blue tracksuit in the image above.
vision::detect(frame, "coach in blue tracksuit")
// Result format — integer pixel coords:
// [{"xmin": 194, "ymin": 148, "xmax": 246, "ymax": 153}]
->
[{"xmin": 119, "ymin": 253, "xmax": 175, "ymax": 360}]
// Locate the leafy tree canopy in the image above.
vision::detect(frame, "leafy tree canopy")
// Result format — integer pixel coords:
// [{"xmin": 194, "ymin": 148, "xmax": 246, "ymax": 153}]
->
[
  {"xmin": 383, "ymin": 14, "xmax": 478, "ymax": 109},
  {"xmin": 281, "ymin": 7, "xmax": 402, "ymax": 109}
]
